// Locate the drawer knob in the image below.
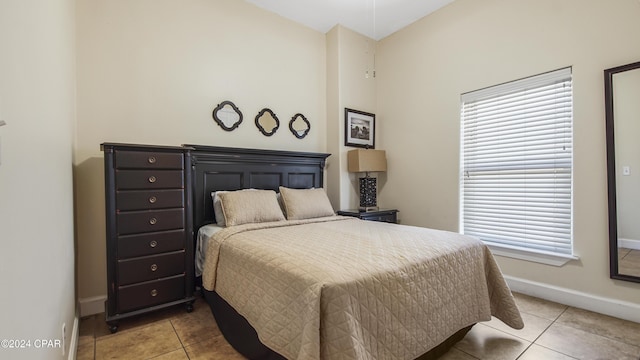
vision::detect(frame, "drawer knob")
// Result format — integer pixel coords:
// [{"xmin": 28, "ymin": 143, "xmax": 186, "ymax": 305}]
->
[
  {"xmin": 150, "ymin": 264, "xmax": 158, "ymax": 272},
  {"xmin": 150, "ymin": 289, "xmax": 158, "ymax": 297},
  {"xmin": 148, "ymin": 175, "xmax": 157, "ymax": 183},
  {"xmin": 148, "ymin": 156, "xmax": 157, "ymax": 164},
  {"xmin": 149, "ymin": 217, "xmax": 157, "ymax": 225},
  {"xmin": 149, "ymin": 196, "xmax": 157, "ymax": 204},
  {"xmin": 149, "ymin": 240, "xmax": 158, "ymax": 248}
]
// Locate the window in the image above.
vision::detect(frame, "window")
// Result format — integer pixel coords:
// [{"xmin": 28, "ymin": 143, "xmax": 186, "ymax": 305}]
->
[{"xmin": 460, "ymin": 68, "xmax": 574, "ymax": 264}]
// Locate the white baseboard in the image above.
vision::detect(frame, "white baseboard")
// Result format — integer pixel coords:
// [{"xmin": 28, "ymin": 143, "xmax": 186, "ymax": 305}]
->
[
  {"xmin": 504, "ymin": 275, "xmax": 640, "ymax": 324},
  {"xmin": 79, "ymin": 295, "xmax": 106, "ymax": 317},
  {"xmin": 618, "ymin": 238, "xmax": 640, "ymax": 250},
  {"xmin": 67, "ymin": 311, "xmax": 79, "ymax": 360}
]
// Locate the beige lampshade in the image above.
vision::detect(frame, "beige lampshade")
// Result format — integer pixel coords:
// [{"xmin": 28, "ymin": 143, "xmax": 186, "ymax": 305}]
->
[{"xmin": 347, "ymin": 149, "xmax": 387, "ymax": 173}]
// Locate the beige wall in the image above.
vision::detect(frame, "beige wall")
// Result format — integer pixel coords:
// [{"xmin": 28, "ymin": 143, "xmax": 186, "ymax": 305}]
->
[
  {"xmin": 326, "ymin": 25, "xmax": 377, "ymax": 210},
  {"xmin": 377, "ymin": 0, "xmax": 640, "ymax": 305},
  {"xmin": 75, "ymin": 0, "xmax": 327, "ymax": 302},
  {"xmin": 0, "ymin": 0, "xmax": 76, "ymax": 358}
]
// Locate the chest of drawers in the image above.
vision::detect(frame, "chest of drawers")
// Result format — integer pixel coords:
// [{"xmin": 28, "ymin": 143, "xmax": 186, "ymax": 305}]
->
[{"xmin": 102, "ymin": 143, "xmax": 194, "ymax": 333}]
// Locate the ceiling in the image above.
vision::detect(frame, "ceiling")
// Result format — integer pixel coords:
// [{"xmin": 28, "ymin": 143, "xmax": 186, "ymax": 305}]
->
[{"xmin": 244, "ymin": 0, "xmax": 455, "ymax": 41}]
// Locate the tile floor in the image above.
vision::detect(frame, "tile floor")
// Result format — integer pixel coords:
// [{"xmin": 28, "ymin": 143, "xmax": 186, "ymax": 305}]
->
[{"xmin": 77, "ymin": 292, "xmax": 640, "ymax": 360}]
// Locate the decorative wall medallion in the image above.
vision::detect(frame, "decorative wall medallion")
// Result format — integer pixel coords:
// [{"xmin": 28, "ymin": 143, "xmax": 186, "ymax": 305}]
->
[
  {"xmin": 289, "ymin": 113, "xmax": 310, "ymax": 139},
  {"xmin": 255, "ymin": 108, "xmax": 280, "ymax": 136},
  {"xmin": 212, "ymin": 101, "xmax": 243, "ymax": 131}
]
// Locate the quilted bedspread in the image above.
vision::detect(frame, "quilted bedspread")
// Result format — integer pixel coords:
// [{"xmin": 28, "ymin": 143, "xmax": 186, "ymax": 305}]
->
[{"xmin": 202, "ymin": 216, "xmax": 523, "ymax": 360}]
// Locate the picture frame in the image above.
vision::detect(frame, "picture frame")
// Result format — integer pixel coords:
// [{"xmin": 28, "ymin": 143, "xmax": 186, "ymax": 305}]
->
[{"xmin": 345, "ymin": 108, "xmax": 375, "ymax": 148}]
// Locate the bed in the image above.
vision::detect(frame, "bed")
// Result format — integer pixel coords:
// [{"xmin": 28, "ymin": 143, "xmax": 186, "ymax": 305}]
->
[{"xmin": 187, "ymin": 145, "xmax": 523, "ymax": 360}]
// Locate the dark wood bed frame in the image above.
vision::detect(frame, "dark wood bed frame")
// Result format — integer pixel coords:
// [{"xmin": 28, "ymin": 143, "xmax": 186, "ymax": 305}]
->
[
  {"xmin": 186, "ymin": 144, "xmax": 330, "ymax": 230},
  {"xmin": 186, "ymin": 144, "xmax": 471, "ymax": 360}
]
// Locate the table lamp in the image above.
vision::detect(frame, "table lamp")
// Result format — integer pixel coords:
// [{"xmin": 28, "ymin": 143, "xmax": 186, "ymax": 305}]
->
[{"xmin": 348, "ymin": 149, "xmax": 387, "ymax": 211}]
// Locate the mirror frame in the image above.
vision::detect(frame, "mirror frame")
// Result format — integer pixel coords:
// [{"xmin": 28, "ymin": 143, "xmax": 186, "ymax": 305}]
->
[
  {"xmin": 605, "ymin": 60, "xmax": 640, "ymax": 283},
  {"xmin": 212, "ymin": 100, "xmax": 243, "ymax": 131},
  {"xmin": 289, "ymin": 113, "xmax": 311, "ymax": 139},
  {"xmin": 255, "ymin": 108, "xmax": 280, "ymax": 136}
]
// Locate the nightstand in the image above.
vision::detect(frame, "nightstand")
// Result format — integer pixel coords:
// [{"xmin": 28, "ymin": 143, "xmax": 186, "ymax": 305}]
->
[{"xmin": 337, "ymin": 209, "xmax": 399, "ymax": 224}]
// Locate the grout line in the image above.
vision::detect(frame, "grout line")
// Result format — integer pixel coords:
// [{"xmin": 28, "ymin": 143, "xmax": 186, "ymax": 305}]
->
[
  {"xmin": 509, "ymin": 294, "xmax": 569, "ymax": 359},
  {"xmin": 526, "ymin": 317, "xmax": 554, "ymax": 343},
  {"xmin": 531, "ymin": 343, "xmax": 580, "ymax": 360},
  {"xmin": 534, "ymin": 306, "xmax": 640, "ymax": 358},
  {"xmin": 552, "ymin": 306, "xmax": 640, "ymax": 348},
  {"xmin": 555, "ymin": 305, "xmax": 568, "ymax": 320},
  {"xmin": 452, "ymin": 344, "xmax": 481, "ymax": 359},
  {"xmin": 514, "ymin": 342, "xmax": 534, "ymax": 360},
  {"xmin": 525, "ymin": 306, "xmax": 581, "ymax": 359},
  {"xmin": 168, "ymin": 319, "xmax": 185, "ymax": 348},
  {"xmin": 168, "ymin": 316, "xmax": 192, "ymax": 359}
]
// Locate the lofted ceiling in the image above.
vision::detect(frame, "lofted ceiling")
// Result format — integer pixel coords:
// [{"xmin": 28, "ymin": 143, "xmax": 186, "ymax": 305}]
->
[{"xmin": 244, "ymin": 0, "xmax": 455, "ymax": 41}]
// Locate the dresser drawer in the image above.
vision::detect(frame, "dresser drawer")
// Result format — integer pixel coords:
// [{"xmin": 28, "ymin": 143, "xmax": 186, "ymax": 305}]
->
[
  {"xmin": 118, "ymin": 230, "xmax": 185, "ymax": 259},
  {"xmin": 337, "ymin": 209, "xmax": 399, "ymax": 224},
  {"xmin": 115, "ymin": 150, "xmax": 184, "ymax": 170},
  {"xmin": 118, "ymin": 275, "xmax": 185, "ymax": 313},
  {"xmin": 363, "ymin": 213, "xmax": 397, "ymax": 223},
  {"xmin": 117, "ymin": 189, "xmax": 184, "ymax": 211},
  {"xmin": 117, "ymin": 208, "xmax": 185, "ymax": 235},
  {"xmin": 118, "ymin": 251, "xmax": 185, "ymax": 285},
  {"xmin": 116, "ymin": 170, "xmax": 184, "ymax": 190}
]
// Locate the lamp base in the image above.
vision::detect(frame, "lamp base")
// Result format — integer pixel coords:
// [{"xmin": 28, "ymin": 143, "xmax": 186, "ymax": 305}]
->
[{"xmin": 359, "ymin": 176, "xmax": 378, "ymax": 210}]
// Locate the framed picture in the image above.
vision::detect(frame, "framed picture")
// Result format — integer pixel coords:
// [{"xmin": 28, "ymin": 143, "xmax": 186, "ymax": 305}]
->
[{"xmin": 345, "ymin": 108, "xmax": 375, "ymax": 148}]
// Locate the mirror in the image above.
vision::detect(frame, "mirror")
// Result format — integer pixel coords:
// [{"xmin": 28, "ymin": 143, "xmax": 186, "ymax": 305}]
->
[
  {"xmin": 605, "ymin": 60, "xmax": 640, "ymax": 283},
  {"xmin": 213, "ymin": 101, "xmax": 243, "ymax": 131},
  {"xmin": 289, "ymin": 113, "xmax": 310, "ymax": 139},
  {"xmin": 255, "ymin": 108, "xmax": 280, "ymax": 136}
]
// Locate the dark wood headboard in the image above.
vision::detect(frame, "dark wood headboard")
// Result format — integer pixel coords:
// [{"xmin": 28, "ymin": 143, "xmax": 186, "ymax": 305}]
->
[{"xmin": 185, "ymin": 145, "xmax": 330, "ymax": 232}]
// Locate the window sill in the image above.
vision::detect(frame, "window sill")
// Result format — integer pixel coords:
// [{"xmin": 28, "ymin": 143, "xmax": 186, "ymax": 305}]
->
[{"xmin": 485, "ymin": 243, "xmax": 579, "ymax": 266}]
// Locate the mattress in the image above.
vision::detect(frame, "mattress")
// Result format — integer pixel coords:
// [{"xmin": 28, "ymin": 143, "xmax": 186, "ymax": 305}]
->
[
  {"xmin": 195, "ymin": 223, "xmax": 224, "ymax": 277},
  {"xmin": 202, "ymin": 216, "xmax": 523, "ymax": 360}
]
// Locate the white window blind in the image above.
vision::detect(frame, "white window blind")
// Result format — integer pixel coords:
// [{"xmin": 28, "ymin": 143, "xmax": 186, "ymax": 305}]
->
[{"xmin": 460, "ymin": 67, "xmax": 573, "ymax": 256}]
